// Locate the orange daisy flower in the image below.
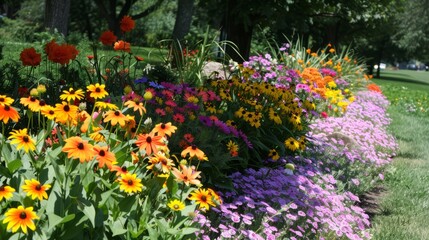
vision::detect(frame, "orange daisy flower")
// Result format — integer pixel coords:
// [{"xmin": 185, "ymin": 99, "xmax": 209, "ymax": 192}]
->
[
  {"xmin": 147, "ymin": 152, "xmax": 175, "ymax": 174},
  {"xmin": 118, "ymin": 173, "xmax": 143, "ymax": 194},
  {"xmin": 62, "ymin": 136, "xmax": 95, "ymax": 163},
  {"xmin": 181, "ymin": 145, "xmax": 206, "ymax": 160},
  {"xmin": 87, "ymin": 83, "xmax": 109, "ymax": 99},
  {"xmin": 0, "ymin": 95, "xmax": 14, "ymax": 106},
  {"xmin": 124, "ymin": 100, "xmax": 146, "ymax": 116},
  {"xmin": 20, "ymin": 96, "xmax": 40, "ymax": 112},
  {"xmin": 113, "ymin": 40, "xmax": 131, "ymax": 52},
  {"xmin": 135, "ymin": 132, "xmax": 166, "ymax": 156},
  {"xmin": 54, "ymin": 102, "xmax": 78, "ymax": 124},
  {"xmin": 0, "ymin": 185, "xmax": 15, "ymax": 201},
  {"xmin": 21, "ymin": 179, "xmax": 51, "ymax": 200},
  {"xmin": 8, "ymin": 128, "xmax": 36, "ymax": 153},
  {"xmin": 171, "ymin": 165, "xmax": 201, "ymax": 186},
  {"xmin": 93, "ymin": 145, "xmax": 117, "ymax": 169},
  {"xmin": 3, "ymin": 206, "xmax": 39, "ymax": 234},
  {"xmin": 103, "ymin": 110, "xmax": 128, "ymax": 127},
  {"xmin": 152, "ymin": 122, "xmax": 177, "ymax": 137},
  {"xmin": 111, "ymin": 165, "xmax": 128, "ymax": 176},
  {"xmin": 0, "ymin": 104, "xmax": 20, "ymax": 124},
  {"xmin": 120, "ymin": 15, "xmax": 135, "ymax": 32}
]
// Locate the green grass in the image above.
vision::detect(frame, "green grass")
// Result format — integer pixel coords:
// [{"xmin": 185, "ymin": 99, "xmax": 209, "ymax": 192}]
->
[
  {"xmin": 370, "ymin": 70, "xmax": 429, "ymax": 239},
  {"xmin": 0, "ymin": 40, "xmax": 167, "ymax": 64}
]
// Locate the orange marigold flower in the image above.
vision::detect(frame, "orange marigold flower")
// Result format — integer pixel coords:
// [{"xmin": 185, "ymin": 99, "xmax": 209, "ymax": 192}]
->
[
  {"xmin": 3, "ymin": 206, "xmax": 39, "ymax": 234},
  {"xmin": 135, "ymin": 131, "xmax": 166, "ymax": 156},
  {"xmin": 113, "ymin": 40, "xmax": 131, "ymax": 52},
  {"xmin": 152, "ymin": 122, "xmax": 177, "ymax": 137},
  {"xmin": 120, "ymin": 15, "xmax": 135, "ymax": 32},
  {"xmin": 62, "ymin": 136, "xmax": 95, "ymax": 163},
  {"xmin": 99, "ymin": 30, "xmax": 118, "ymax": 46},
  {"xmin": 20, "ymin": 47, "xmax": 42, "ymax": 66},
  {"xmin": 0, "ymin": 104, "xmax": 20, "ymax": 124},
  {"xmin": 367, "ymin": 83, "xmax": 382, "ymax": 93},
  {"xmin": 181, "ymin": 145, "xmax": 206, "ymax": 161},
  {"xmin": 171, "ymin": 165, "xmax": 201, "ymax": 186}
]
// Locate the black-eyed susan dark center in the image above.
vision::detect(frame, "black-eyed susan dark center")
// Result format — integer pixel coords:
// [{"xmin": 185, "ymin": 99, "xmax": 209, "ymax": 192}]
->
[
  {"xmin": 146, "ymin": 137, "xmax": 152, "ymax": 143},
  {"xmin": 127, "ymin": 180, "xmax": 133, "ymax": 186},
  {"xmin": 0, "ymin": 186, "xmax": 4, "ymax": 191},
  {"xmin": 0, "ymin": 97, "xmax": 4, "ymax": 102},
  {"xmin": 35, "ymin": 184, "xmax": 42, "ymax": 191},
  {"xmin": 99, "ymin": 150, "xmax": 106, "ymax": 156},
  {"xmin": 4, "ymin": 105, "xmax": 11, "ymax": 111},
  {"xmin": 161, "ymin": 124, "xmax": 166, "ymax": 129},
  {"xmin": 201, "ymin": 195, "xmax": 207, "ymax": 201},
  {"xmin": 63, "ymin": 105, "xmax": 70, "ymax": 112},
  {"xmin": 192, "ymin": 145, "xmax": 197, "ymax": 150},
  {"xmin": 114, "ymin": 110, "xmax": 120, "ymax": 116},
  {"xmin": 121, "ymin": 166, "xmax": 127, "ymax": 172},
  {"xmin": 95, "ymin": 87, "xmax": 101, "ymax": 93},
  {"xmin": 20, "ymin": 212, "xmax": 27, "ymax": 219},
  {"xmin": 30, "ymin": 97, "xmax": 36, "ymax": 102},
  {"xmin": 77, "ymin": 142, "xmax": 84, "ymax": 150},
  {"xmin": 23, "ymin": 136, "xmax": 30, "ymax": 143}
]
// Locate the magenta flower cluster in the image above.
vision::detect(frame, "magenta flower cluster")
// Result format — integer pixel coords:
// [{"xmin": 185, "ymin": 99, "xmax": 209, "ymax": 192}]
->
[{"xmin": 196, "ymin": 90, "xmax": 397, "ymax": 239}]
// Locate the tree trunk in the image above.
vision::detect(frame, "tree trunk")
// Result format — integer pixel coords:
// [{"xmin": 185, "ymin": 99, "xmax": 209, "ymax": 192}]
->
[
  {"xmin": 44, "ymin": 0, "xmax": 71, "ymax": 36},
  {"xmin": 221, "ymin": 0, "xmax": 253, "ymax": 63},
  {"xmin": 172, "ymin": 0, "xmax": 194, "ymax": 41}
]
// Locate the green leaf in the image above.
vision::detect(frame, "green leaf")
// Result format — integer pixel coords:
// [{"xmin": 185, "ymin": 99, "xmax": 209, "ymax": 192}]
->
[
  {"xmin": 118, "ymin": 195, "xmax": 137, "ymax": 212},
  {"xmin": 111, "ymin": 220, "xmax": 128, "ymax": 236},
  {"xmin": 7, "ymin": 159, "xmax": 22, "ymax": 173},
  {"xmin": 79, "ymin": 199, "xmax": 96, "ymax": 228},
  {"xmin": 47, "ymin": 213, "xmax": 63, "ymax": 232},
  {"xmin": 60, "ymin": 214, "xmax": 76, "ymax": 224},
  {"xmin": 179, "ymin": 227, "xmax": 200, "ymax": 236},
  {"xmin": 0, "ymin": 165, "xmax": 12, "ymax": 178}
]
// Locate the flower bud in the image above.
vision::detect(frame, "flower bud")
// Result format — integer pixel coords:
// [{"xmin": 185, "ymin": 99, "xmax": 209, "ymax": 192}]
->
[{"xmin": 144, "ymin": 91, "xmax": 153, "ymax": 100}]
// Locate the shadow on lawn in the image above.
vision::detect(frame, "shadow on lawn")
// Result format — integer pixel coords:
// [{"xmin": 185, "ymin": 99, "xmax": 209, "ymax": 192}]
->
[
  {"xmin": 358, "ymin": 186, "xmax": 391, "ymax": 221},
  {"xmin": 377, "ymin": 75, "xmax": 429, "ymax": 86}
]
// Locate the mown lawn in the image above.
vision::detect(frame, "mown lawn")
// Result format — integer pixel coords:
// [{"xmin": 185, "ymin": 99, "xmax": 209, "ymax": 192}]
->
[{"xmin": 371, "ymin": 70, "xmax": 429, "ymax": 239}]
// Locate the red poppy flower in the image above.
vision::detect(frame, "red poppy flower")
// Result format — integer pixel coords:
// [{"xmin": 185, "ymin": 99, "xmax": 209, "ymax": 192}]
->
[
  {"xmin": 48, "ymin": 43, "xmax": 79, "ymax": 65},
  {"xmin": 99, "ymin": 30, "xmax": 117, "ymax": 46},
  {"xmin": 120, "ymin": 16, "xmax": 135, "ymax": 32},
  {"xmin": 20, "ymin": 47, "xmax": 42, "ymax": 66}
]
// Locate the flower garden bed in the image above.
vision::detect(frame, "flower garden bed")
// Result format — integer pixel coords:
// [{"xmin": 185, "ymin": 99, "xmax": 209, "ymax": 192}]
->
[{"xmin": 0, "ymin": 16, "xmax": 397, "ymax": 239}]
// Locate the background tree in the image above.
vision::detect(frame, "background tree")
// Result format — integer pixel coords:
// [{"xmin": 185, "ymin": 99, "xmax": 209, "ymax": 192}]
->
[
  {"xmin": 44, "ymin": 0, "xmax": 71, "ymax": 36},
  {"xmin": 94, "ymin": 0, "xmax": 165, "ymax": 37},
  {"xmin": 172, "ymin": 0, "xmax": 194, "ymax": 42},
  {"xmin": 392, "ymin": 0, "xmax": 429, "ymax": 64}
]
